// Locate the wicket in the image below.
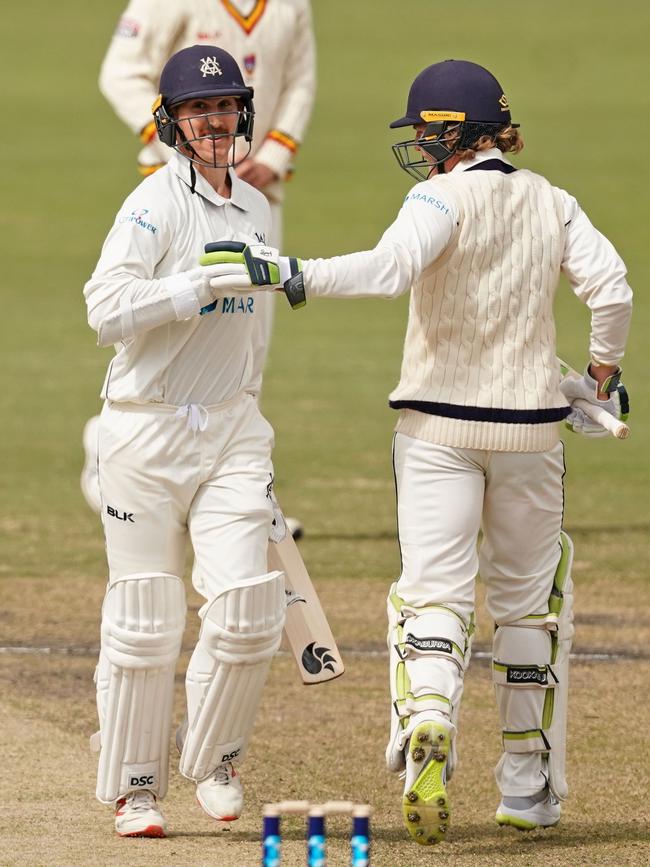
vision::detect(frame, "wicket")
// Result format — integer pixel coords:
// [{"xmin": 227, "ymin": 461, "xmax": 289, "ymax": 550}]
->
[{"xmin": 262, "ymin": 800, "xmax": 372, "ymax": 867}]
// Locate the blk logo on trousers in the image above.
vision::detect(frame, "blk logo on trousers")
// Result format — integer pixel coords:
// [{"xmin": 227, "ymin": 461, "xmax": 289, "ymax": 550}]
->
[{"xmin": 107, "ymin": 505, "xmax": 135, "ymax": 523}]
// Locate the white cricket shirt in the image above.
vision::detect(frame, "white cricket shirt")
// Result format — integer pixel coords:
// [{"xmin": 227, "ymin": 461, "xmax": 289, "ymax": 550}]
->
[{"xmin": 84, "ymin": 152, "xmax": 272, "ymax": 406}]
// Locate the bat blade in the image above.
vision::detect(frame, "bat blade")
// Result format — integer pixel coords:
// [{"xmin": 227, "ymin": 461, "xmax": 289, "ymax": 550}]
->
[{"xmin": 268, "ymin": 534, "xmax": 345, "ymax": 685}]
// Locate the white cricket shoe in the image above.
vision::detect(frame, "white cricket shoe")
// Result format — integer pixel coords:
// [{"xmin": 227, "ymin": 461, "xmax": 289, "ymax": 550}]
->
[
  {"xmin": 80, "ymin": 415, "xmax": 102, "ymax": 514},
  {"xmin": 196, "ymin": 763, "xmax": 243, "ymax": 821},
  {"xmin": 495, "ymin": 788, "xmax": 561, "ymax": 830},
  {"xmin": 114, "ymin": 790, "xmax": 167, "ymax": 837},
  {"xmin": 401, "ymin": 716, "xmax": 453, "ymax": 845}
]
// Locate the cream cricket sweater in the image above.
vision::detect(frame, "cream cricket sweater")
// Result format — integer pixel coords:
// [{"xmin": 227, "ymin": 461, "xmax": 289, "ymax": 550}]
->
[
  {"xmin": 389, "ymin": 167, "xmax": 569, "ymax": 451},
  {"xmin": 304, "ymin": 153, "xmax": 631, "ymax": 451}
]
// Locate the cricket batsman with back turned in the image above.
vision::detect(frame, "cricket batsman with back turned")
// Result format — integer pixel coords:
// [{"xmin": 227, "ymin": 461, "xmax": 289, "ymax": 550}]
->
[{"xmin": 204, "ymin": 58, "xmax": 633, "ymax": 845}]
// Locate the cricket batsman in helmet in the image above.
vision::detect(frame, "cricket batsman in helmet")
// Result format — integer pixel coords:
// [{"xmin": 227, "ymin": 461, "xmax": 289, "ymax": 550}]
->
[
  {"xmin": 84, "ymin": 45, "xmax": 290, "ymax": 838},
  {"xmin": 202, "ymin": 58, "xmax": 633, "ymax": 843}
]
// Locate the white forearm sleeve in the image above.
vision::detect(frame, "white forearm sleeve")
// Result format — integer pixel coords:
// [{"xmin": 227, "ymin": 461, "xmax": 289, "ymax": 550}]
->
[
  {"xmin": 303, "ymin": 182, "xmax": 455, "ymax": 300},
  {"xmin": 560, "ymin": 194, "xmax": 633, "ymax": 364},
  {"xmin": 87, "ymin": 273, "xmax": 204, "ymax": 347}
]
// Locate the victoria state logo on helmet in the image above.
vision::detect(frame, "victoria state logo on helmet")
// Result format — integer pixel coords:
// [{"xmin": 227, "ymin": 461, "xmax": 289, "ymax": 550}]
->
[{"xmin": 200, "ymin": 56, "xmax": 223, "ymax": 77}]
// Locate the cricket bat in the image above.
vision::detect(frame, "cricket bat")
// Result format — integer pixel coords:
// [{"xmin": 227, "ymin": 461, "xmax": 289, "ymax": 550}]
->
[
  {"xmin": 558, "ymin": 358, "xmax": 630, "ymax": 440},
  {"xmin": 268, "ymin": 533, "xmax": 345, "ymax": 685}
]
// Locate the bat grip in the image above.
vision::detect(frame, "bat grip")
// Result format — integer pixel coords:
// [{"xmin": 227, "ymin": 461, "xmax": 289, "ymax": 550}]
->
[{"xmin": 573, "ymin": 398, "xmax": 630, "ymax": 439}]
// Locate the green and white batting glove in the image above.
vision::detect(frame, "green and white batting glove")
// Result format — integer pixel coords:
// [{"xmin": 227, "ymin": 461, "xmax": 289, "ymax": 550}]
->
[
  {"xmin": 559, "ymin": 363, "xmax": 629, "ymax": 437},
  {"xmin": 200, "ymin": 241, "xmax": 306, "ymax": 309}
]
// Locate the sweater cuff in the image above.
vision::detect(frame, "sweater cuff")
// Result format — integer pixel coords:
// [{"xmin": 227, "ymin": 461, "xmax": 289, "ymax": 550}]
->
[{"xmin": 255, "ymin": 131, "xmax": 300, "ymax": 179}]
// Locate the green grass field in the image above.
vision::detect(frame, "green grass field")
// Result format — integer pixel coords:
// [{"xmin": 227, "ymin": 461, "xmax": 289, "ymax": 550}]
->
[{"xmin": 1, "ymin": 1, "xmax": 649, "ymax": 864}]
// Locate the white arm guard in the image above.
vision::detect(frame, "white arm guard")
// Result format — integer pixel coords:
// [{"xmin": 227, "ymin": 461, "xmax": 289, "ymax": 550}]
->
[{"xmin": 94, "ymin": 264, "xmax": 250, "ymax": 346}]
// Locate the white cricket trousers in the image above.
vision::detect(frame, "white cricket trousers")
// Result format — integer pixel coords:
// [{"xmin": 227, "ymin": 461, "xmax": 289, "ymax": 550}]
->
[
  {"xmin": 393, "ymin": 433, "xmax": 565, "ymax": 623},
  {"xmin": 392, "ymin": 433, "xmax": 567, "ymax": 794},
  {"xmin": 98, "ymin": 393, "xmax": 275, "ymax": 601}
]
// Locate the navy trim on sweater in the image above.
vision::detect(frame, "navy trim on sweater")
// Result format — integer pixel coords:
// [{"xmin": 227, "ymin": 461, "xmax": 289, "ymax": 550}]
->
[
  {"xmin": 464, "ymin": 159, "xmax": 517, "ymax": 174},
  {"xmin": 389, "ymin": 399, "xmax": 570, "ymax": 424}
]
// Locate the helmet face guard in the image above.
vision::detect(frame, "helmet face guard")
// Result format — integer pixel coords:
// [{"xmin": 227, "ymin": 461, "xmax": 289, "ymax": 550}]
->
[
  {"xmin": 392, "ymin": 119, "xmax": 509, "ymax": 181},
  {"xmin": 154, "ymin": 99, "xmax": 254, "ymax": 169}
]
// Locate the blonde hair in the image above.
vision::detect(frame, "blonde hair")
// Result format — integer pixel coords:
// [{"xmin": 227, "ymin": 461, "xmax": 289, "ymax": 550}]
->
[{"xmin": 456, "ymin": 126, "xmax": 524, "ymax": 160}]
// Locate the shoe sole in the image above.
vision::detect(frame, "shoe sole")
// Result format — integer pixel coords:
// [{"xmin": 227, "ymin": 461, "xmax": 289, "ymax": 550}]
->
[
  {"xmin": 117, "ymin": 824, "xmax": 166, "ymax": 838},
  {"xmin": 196, "ymin": 795, "xmax": 240, "ymax": 823},
  {"xmin": 495, "ymin": 811, "xmax": 560, "ymax": 831},
  {"xmin": 402, "ymin": 720, "xmax": 451, "ymax": 845}
]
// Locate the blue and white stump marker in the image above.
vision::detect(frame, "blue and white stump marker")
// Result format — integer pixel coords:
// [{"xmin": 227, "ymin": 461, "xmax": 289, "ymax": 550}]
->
[
  {"xmin": 262, "ymin": 800, "xmax": 372, "ymax": 866},
  {"xmin": 262, "ymin": 805, "xmax": 281, "ymax": 867},
  {"xmin": 350, "ymin": 804, "xmax": 371, "ymax": 867},
  {"xmin": 307, "ymin": 806, "xmax": 326, "ymax": 867}
]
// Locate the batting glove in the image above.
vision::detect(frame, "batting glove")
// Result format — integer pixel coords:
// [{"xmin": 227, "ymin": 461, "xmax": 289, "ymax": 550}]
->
[
  {"xmin": 200, "ymin": 241, "xmax": 306, "ymax": 309},
  {"xmin": 164, "ymin": 261, "xmax": 250, "ymax": 318},
  {"xmin": 559, "ymin": 364, "xmax": 629, "ymax": 437}
]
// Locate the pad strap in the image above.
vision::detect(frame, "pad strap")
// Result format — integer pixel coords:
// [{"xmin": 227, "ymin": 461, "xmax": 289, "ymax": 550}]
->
[
  {"xmin": 502, "ymin": 729, "xmax": 551, "ymax": 754},
  {"xmin": 492, "ymin": 662, "xmax": 559, "ymax": 689}
]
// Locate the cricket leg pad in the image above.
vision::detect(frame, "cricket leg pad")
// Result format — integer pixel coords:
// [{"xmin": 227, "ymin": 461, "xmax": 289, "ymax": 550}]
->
[
  {"xmin": 493, "ymin": 532, "xmax": 574, "ymax": 801},
  {"xmin": 179, "ymin": 570, "xmax": 285, "ymax": 782},
  {"xmin": 95, "ymin": 572, "xmax": 186, "ymax": 804},
  {"xmin": 385, "ymin": 585, "xmax": 472, "ymax": 780}
]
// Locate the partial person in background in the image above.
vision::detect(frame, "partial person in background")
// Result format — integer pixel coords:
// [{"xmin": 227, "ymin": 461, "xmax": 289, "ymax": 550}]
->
[
  {"xmin": 82, "ymin": 0, "xmax": 316, "ymax": 538},
  {"xmin": 204, "ymin": 59, "xmax": 633, "ymax": 845},
  {"xmin": 85, "ymin": 45, "xmax": 288, "ymax": 838}
]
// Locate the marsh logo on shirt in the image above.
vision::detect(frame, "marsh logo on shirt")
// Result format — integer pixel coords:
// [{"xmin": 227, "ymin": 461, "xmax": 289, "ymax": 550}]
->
[
  {"xmin": 119, "ymin": 208, "xmax": 157, "ymax": 234},
  {"xmin": 403, "ymin": 192, "xmax": 450, "ymax": 215}
]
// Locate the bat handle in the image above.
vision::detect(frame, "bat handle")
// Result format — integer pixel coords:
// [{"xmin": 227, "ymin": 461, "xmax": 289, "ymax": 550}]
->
[{"xmin": 573, "ymin": 398, "xmax": 630, "ymax": 439}]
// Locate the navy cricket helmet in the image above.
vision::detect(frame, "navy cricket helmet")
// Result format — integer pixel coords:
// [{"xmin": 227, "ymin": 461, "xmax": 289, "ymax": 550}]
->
[
  {"xmin": 152, "ymin": 45, "xmax": 255, "ymax": 167},
  {"xmin": 390, "ymin": 59, "xmax": 517, "ymax": 179}
]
